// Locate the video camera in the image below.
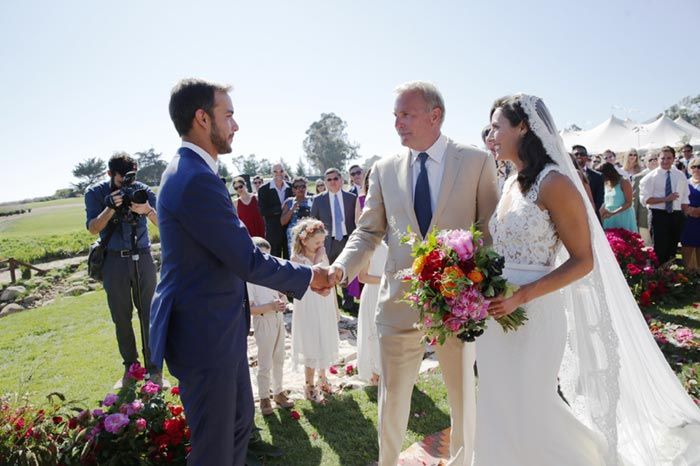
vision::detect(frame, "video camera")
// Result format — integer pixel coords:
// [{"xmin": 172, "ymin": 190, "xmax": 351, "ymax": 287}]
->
[{"xmin": 105, "ymin": 170, "xmax": 149, "ymax": 223}]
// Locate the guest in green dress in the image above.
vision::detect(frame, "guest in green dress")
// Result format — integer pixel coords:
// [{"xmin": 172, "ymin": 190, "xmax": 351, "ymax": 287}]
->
[{"xmin": 600, "ymin": 162, "xmax": 638, "ymax": 232}]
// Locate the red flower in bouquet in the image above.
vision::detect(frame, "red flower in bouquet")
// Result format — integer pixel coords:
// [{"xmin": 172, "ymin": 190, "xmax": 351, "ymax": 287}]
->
[
  {"xmin": 419, "ymin": 249, "xmax": 445, "ymax": 285},
  {"xmin": 128, "ymin": 362, "xmax": 147, "ymax": 381},
  {"xmin": 170, "ymin": 386, "xmax": 180, "ymax": 396},
  {"xmin": 329, "ymin": 365, "xmax": 338, "ymax": 375}
]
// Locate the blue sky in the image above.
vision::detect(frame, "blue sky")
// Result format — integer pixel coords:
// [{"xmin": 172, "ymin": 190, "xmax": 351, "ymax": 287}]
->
[{"xmin": 0, "ymin": 0, "xmax": 697, "ymax": 203}]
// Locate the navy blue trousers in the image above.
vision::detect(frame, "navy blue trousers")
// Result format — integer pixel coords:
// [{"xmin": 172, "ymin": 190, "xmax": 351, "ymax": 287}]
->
[{"xmin": 169, "ymin": 354, "xmax": 253, "ymax": 466}]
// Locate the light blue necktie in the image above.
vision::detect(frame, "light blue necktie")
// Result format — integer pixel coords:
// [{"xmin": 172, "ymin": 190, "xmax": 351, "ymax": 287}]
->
[
  {"xmin": 333, "ymin": 193, "xmax": 344, "ymax": 241},
  {"xmin": 665, "ymin": 170, "xmax": 673, "ymax": 213},
  {"xmin": 414, "ymin": 152, "xmax": 432, "ymax": 237}
]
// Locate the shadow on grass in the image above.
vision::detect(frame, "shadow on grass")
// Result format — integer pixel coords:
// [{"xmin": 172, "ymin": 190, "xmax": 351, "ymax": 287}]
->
[
  {"xmin": 262, "ymin": 406, "xmax": 323, "ymax": 465},
  {"xmin": 301, "ymin": 395, "xmax": 378, "ymax": 466},
  {"xmin": 405, "ymin": 381, "xmax": 451, "ymax": 438}
]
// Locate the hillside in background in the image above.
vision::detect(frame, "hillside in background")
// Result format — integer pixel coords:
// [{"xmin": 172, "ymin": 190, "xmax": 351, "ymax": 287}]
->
[{"xmin": 664, "ymin": 94, "xmax": 700, "ymax": 127}]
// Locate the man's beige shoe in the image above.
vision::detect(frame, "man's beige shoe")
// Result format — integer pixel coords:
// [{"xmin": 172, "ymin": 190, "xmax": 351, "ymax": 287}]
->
[
  {"xmin": 273, "ymin": 392, "xmax": 295, "ymax": 409},
  {"xmin": 260, "ymin": 398, "xmax": 274, "ymax": 416}
]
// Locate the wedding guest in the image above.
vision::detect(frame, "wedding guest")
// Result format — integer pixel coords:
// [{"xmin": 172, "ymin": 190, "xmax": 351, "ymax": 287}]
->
[
  {"xmin": 680, "ymin": 156, "xmax": 700, "ymax": 271},
  {"xmin": 599, "ymin": 162, "xmax": 637, "ymax": 232},
  {"xmin": 633, "ymin": 151, "xmax": 659, "ymax": 245},
  {"xmin": 356, "ymin": 168, "xmax": 385, "ymax": 385},
  {"xmin": 311, "ymin": 167, "xmax": 358, "ymax": 311},
  {"xmin": 573, "ymin": 145, "xmax": 604, "ymax": 221},
  {"xmin": 569, "ymin": 153, "xmax": 594, "ymax": 206},
  {"xmin": 681, "ymin": 144, "xmax": 694, "ymax": 176},
  {"xmin": 623, "ymin": 148, "xmax": 643, "ymax": 178},
  {"xmin": 281, "ymin": 176, "xmax": 313, "ymax": 254},
  {"xmin": 257, "ymin": 163, "xmax": 293, "ymax": 258},
  {"xmin": 315, "ymin": 178, "xmax": 326, "ymax": 194},
  {"xmin": 252, "ymin": 175, "xmax": 264, "ymax": 194},
  {"xmin": 289, "ymin": 219, "xmax": 340, "ymax": 403},
  {"xmin": 348, "ymin": 164, "xmax": 363, "ymax": 196},
  {"xmin": 640, "ymin": 146, "xmax": 690, "ymax": 264},
  {"xmin": 233, "ymin": 176, "xmax": 265, "ymax": 238},
  {"xmin": 246, "ymin": 237, "xmax": 295, "ymax": 416}
]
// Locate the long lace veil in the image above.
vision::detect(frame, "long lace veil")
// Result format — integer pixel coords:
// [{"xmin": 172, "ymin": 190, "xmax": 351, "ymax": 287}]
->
[{"xmin": 517, "ymin": 94, "xmax": 700, "ymax": 465}]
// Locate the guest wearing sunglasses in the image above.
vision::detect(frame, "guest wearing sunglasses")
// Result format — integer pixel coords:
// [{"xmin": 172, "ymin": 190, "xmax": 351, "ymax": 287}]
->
[
  {"xmin": 623, "ymin": 148, "xmax": 643, "ymax": 178},
  {"xmin": 311, "ymin": 168, "xmax": 358, "ymax": 311},
  {"xmin": 681, "ymin": 157, "xmax": 700, "ymax": 271},
  {"xmin": 252, "ymin": 175, "xmax": 264, "ymax": 194},
  {"xmin": 232, "ymin": 176, "xmax": 265, "ymax": 238},
  {"xmin": 348, "ymin": 165, "xmax": 364, "ymax": 196},
  {"xmin": 281, "ymin": 177, "xmax": 314, "ymax": 255},
  {"xmin": 315, "ymin": 178, "xmax": 326, "ymax": 194}
]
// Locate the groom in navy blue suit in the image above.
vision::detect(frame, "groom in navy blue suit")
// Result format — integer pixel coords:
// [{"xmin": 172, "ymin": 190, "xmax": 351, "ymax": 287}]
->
[{"xmin": 150, "ymin": 79, "xmax": 333, "ymax": 466}]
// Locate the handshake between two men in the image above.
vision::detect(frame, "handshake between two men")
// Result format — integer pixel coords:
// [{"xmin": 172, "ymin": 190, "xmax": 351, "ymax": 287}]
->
[{"xmin": 308, "ymin": 264, "xmax": 345, "ymax": 296}]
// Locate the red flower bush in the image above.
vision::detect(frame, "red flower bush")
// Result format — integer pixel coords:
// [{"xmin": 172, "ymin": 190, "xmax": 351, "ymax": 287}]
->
[{"xmin": 605, "ymin": 228, "xmax": 697, "ymax": 307}]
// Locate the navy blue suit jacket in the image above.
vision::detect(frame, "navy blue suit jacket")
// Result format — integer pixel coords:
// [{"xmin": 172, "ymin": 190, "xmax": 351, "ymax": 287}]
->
[{"xmin": 150, "ymin": 147, "xmax": 312, "ymax": 369}]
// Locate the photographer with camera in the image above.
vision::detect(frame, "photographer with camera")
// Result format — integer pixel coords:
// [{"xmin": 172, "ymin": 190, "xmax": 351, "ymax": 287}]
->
[
  {"xmin": 84, "ymin": 152, "xmax": 166, "ymax": 388},
  {"xmin": 281, "ymin": 176, "xmax": 313, "ymax": 256}
]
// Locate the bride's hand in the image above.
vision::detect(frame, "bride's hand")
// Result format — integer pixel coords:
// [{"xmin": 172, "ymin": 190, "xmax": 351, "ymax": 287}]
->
[{"xmin": 488, "ymin": 291, "xmax": 525, "ymax": 319}]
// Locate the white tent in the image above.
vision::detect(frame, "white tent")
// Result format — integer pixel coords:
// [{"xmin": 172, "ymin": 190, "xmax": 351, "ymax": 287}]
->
[
  {"xmin": 637, "ymin": 115, "xmax": 691, "ymax": 148},
  {"xmin": 674, "ymin": 117, "xmax": 700, "ymax": 145},
  {"xmin": 560, "ymin": 115, "xmax": 638, "ymax": 153}
]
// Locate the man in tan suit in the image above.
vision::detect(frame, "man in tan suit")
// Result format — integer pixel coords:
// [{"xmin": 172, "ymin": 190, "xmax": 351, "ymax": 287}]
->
[{"xmin": 330, "ymin": 82, "xmax": 499, "ymax": 465}]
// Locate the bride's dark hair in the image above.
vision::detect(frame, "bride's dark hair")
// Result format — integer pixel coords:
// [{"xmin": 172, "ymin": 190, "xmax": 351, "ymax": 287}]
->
[{"xmin": 490, "ymin": 96, "xmax": 556, "ymax": 193}]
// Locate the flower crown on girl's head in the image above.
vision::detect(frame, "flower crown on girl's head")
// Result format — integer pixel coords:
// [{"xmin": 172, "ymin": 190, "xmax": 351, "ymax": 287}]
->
[{"xmin": 292, "ymin": 218, "xmax": 326, "ymax": 243}]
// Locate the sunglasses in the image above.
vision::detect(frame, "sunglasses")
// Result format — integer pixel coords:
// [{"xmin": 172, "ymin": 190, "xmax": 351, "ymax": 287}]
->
[
  {"xmin": 234, "ymin": 185, "xmax": 244, "ymax": 190},
  {"xmin": 690, "ymin": 166, "xmax": 700, "ymax": 169},
  {"xmin": 629, "ymin": 154, "xmax": 638, "ymax": 157},
  {"xmin": 350, "ymin": 170, "xmax": 362, "ymax": 176},
  {"xmin": 326, "ymin": 176, "xmax": 340, "ymax": 182}
]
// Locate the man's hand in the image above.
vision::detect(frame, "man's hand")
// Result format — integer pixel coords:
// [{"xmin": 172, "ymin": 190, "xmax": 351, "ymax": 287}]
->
[
  {"xmin": 328, "ymin": 264, "xmax": 344, "ymax": 286},
  {"xmin": 130, "ymin": 201, "xmax": 153, "ymax": 216},
  {"xmin": 105, "ymin": 192, "xmax": 124, "ymax": 210},
  {"xmin": 310, "ymin": 265, "xmax": 333, "ymax": 296}
]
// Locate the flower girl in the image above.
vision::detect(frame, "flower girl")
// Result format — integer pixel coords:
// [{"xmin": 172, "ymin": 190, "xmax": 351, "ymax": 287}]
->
[{"xmin": 289, "ymin": 218, "xmax": 340, "ymax": 402}]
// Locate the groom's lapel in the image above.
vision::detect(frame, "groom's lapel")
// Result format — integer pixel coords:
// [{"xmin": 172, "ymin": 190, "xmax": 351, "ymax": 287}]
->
[
  {"xmin": 396, "ymin": 151, "xmax": 421, "ymax": 235},
  {"xmin": 430, "ymin": 141, "xmax": 461, "ymax": 230}
]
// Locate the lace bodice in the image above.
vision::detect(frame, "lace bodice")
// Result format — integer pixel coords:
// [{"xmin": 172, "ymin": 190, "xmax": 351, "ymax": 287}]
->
[{"xmin": 489, "ymin": 165, "xmax": 562, "ymax": 266}]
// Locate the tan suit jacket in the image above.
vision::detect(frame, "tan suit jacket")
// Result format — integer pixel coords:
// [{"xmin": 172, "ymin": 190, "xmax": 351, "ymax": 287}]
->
[{"xmin": 336, "ymin": 138, "xmax": 500, "ymax": 331}]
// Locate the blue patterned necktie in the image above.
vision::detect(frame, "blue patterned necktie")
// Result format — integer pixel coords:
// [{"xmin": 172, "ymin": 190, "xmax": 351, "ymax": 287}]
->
[
  {"xmin": 333, "ymin": 193, "xmax": 344, "ymax": 241},
  {"xmin": 665, "ymin": 170, "xmax": 673, "ymax": 213},
  {"xmin": 414, "ymin": 152, "xmax": 432, "ymax": 237}
]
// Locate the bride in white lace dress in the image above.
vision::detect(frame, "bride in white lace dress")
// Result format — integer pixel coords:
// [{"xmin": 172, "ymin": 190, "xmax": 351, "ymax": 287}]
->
[{"xmin": 474, "ymin": 95, "xmax": 700, "ymax": 466}]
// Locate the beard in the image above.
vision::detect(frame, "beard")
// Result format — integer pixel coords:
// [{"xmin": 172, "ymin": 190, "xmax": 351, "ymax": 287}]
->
[{"xmin": 210, "ymin": 120, "xmax": 232, "ymax": 154}]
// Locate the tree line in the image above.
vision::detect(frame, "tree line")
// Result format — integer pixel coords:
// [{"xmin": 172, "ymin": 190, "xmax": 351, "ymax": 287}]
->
[{"xmin": 66, "ymin": 112, "xmax": 372, "ymax": 198}]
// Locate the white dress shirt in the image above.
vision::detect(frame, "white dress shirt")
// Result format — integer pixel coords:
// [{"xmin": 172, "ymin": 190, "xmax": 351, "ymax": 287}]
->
[
  {"xmin": 273, "ymin": 182, "xmax": 289, "ymax": 204},
  {"xmin": 181, "ymin": 141, "xmax": 218, "ymax": 174},
  {"xmin": 328, "ymin": 190, "xmax": 348, "ymax": 238},
  {"xmin": 639, "ymin": 166, "xmax": 690, "ymax": 211},
  {"xmin": 410, "ymin": 134, "xmax": 448, "ymax": 212}
]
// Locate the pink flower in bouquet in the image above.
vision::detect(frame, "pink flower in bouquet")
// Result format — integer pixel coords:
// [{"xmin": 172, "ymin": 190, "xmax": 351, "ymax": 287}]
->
[
  {"xmin": 440, "ymin": 229, "xmax": 475, "ymax": 261},
  {"xmin": 675, "ymin": 328, "xmax": 696, "ymax": 345},
  {"xmin": 127, "ymin": 362, "xmax": 147, "ymax": 381},
  {"xmin": 102, "ymin": 393, "xmax": 118, "ymax": 407},
  {"xmin": 423, "ymin": 315, "xmax": 435, "ymax": 328},
  {"xmin": 329, "ymin": 366, "xmax": 338, "ymax": 375},
  {"xmin": 626, "ymin": 263, "xmax": 642, "ymax": 276},
  {"xmin": 92, "ymin": 409, "xmax": 105, "ymax": 418},
  {"xmin": 443, "ymin": 317, "xmax": 463, "ymax": 332},
  {"xmin": 449, "ymin": 287, "xmax": 490, "ymax": 322},
  {"xmin": 123, "ymin": 400, "xmax": 144, "ymax": 416},
  {"xmin": 104, "ymin": 413, "xmax": 129, "ymax": 434},
  {"xmin": 141, "ymin": 381, "xmax": 161, "ymax": 395},
  {"xmin": 345, "ymin": 364, "xmax": 355, "ymax": 376},
  {"xmin": 135, "ymin": 417, "xmax": 147, "ymax": 431}
]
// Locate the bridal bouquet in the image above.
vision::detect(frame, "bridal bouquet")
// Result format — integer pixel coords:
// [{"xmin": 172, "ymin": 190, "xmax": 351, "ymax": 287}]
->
[{"xmin": 398, "ymin": 226, "xmax": 526, "ymax": 344}]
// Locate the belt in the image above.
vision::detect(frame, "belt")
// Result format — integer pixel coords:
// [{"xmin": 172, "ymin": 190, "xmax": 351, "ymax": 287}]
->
[{"xmin": 107, "ymin": 248, "xmax": 151, "ymax": 258}]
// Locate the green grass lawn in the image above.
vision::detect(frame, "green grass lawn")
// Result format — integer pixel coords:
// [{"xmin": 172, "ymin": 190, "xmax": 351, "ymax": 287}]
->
[
  {"xmin": 0, "ymin": 197, "xmax": 159, "ymax": 263},
  {"xmin": 0, "ymin": 291, "xmax": 451, "ymax": 465}
]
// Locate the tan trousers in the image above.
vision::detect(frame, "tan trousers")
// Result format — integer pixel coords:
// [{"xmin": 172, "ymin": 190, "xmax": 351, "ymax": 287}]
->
[
  {"xmin": 377, "ymin": 324, "xmax": 476, "ymax": 466},
  {"xmin": 252, "ymin": 313, "xmax": 286, "ymax": 400}
]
